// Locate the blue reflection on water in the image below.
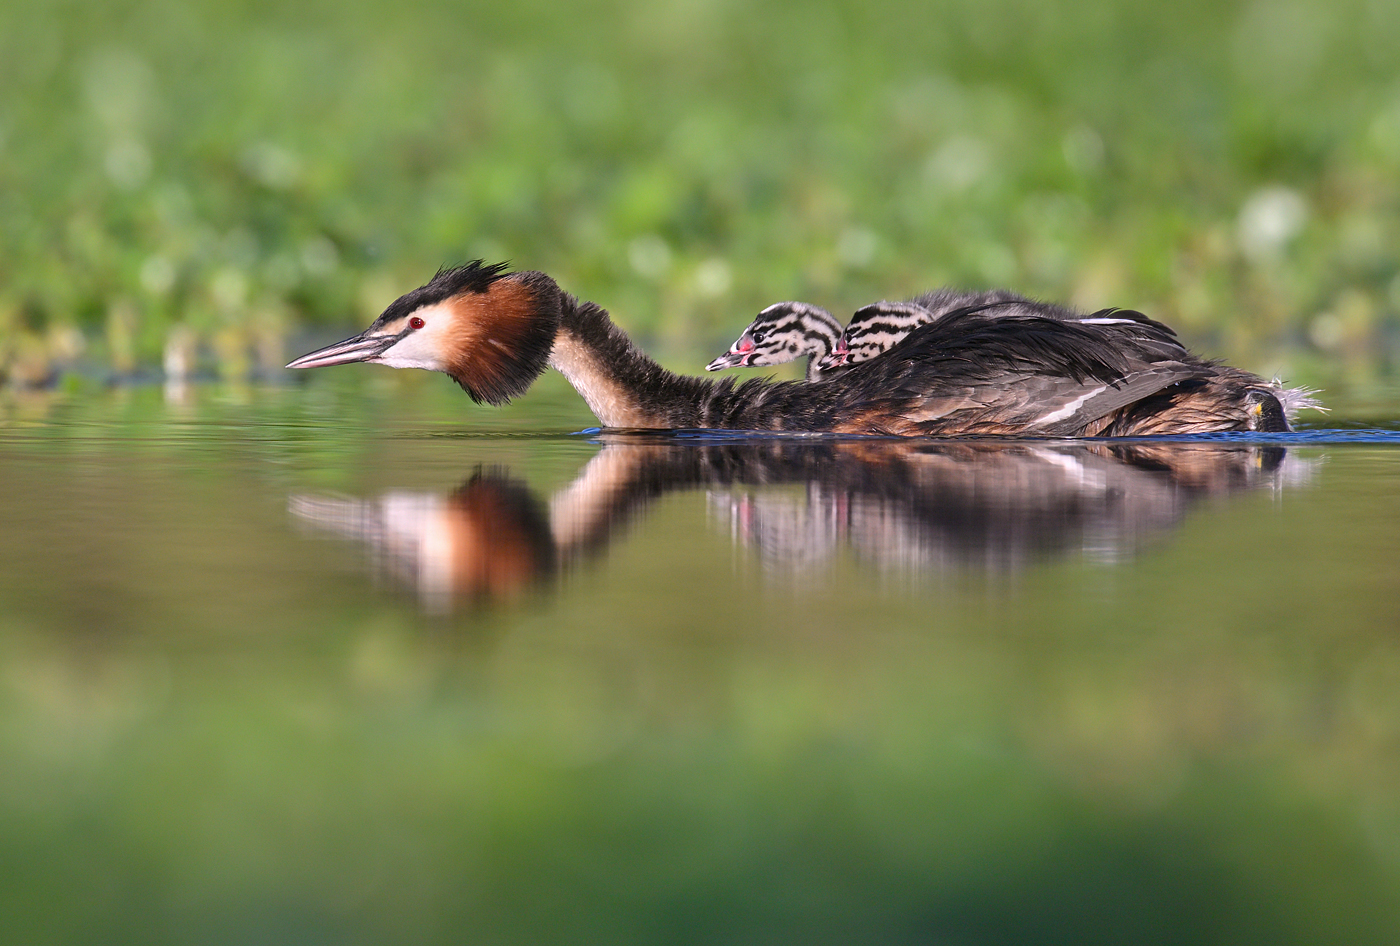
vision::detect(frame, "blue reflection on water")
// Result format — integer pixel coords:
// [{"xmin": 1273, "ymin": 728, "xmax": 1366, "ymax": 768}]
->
[{"xmin": 579, "ymin": 426, "xmax": 1400, "ymax": 446}]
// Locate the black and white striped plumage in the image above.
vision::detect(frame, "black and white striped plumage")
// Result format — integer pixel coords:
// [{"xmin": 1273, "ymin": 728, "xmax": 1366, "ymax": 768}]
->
[
  {"xmin": 706, "ymin": 302, "xmax": 844, "ymax": 381},
  {"xmin": 816, "ymin": 289, "xmax": 1097, "ymax": 371}
]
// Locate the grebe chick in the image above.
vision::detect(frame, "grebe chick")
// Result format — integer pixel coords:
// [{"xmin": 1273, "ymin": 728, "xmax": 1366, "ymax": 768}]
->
[
  {"xmin": 823, "ymin": 300, "xmax": 937, "ymax": 369},
  {"xmin": 705, "ymin": 302, "xmax": 844, "ymax": 381},
  {"xmin": 708, "ymin": 292, "xmax": 1027, "ymax": 380},
  {"xmin": 285, "ymin": 261, "xmax": 1318, "ymax": 436},
  {"xmin": 818, "ymin": 288, "xmax": 1111, "ymax": 371}
]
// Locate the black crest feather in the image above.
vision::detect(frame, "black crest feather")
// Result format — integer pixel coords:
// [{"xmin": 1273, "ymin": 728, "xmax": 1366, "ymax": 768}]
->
[{"xmin": 370, "ymin": 260, "xmax": 511, "ymax": 332}]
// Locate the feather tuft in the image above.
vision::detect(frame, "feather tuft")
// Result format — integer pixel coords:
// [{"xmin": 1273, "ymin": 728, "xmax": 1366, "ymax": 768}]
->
[{"xmin": 443, "ymin": 271, "xmax": 561, "ymax": 406}]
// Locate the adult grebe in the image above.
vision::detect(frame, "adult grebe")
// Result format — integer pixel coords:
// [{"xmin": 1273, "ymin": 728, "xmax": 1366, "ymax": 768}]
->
[
  {"xmin": 705, "ymin": 302, "xmax": 844, "ymax": 381},
  {"xmin": 285, "ymin": 261, "xmax": 1318, "ymax": 435}
]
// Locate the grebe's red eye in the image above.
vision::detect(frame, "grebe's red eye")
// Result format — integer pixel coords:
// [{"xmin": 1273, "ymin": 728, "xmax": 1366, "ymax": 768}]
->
[{"xmin": 409, "ymin": 316, "xmax": 425, "ymax": 330}]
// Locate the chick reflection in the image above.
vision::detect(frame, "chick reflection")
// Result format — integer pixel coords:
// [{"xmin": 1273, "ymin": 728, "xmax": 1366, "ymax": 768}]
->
[
  {"xmin": 290, "ymin": 439, "xmax": 1313, "ymax": 610},
  {"xmin": 708, "ymin": 442, "xmax": 1313, "ymax": 575}
]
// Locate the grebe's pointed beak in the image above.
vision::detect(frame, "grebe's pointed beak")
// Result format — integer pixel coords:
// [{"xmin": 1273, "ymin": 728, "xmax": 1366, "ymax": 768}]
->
[{"xmin": 285, "ymin": 328, "xmax": 397, "ymax": 369}]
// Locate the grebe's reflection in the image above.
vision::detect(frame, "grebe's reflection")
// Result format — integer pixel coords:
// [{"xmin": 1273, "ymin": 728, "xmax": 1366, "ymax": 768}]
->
[{"xmin": 290, "ymin": 438, "xmax": 1315, "ymax": 611}]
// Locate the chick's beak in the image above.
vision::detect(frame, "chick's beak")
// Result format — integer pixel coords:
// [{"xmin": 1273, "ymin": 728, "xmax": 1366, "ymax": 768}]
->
[
  {"xmin": 705, "ymin": 350, "xmax": 754, "ymax": 371},
  {"xmin": 706, "ymin": 335, "xmax": 757, "ymax": 372},
  {"xmin": 285, "ymin": 329, "xmax": 397, "ymax": 369}
]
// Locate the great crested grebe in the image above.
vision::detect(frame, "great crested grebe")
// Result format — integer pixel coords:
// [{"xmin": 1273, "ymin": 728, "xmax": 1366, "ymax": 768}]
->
[
  {"xmin": 285, "ymin": 261, "xmax": 1318, "ymax": 435},
  {"xmin": 705, "ymin": 302, "xmax": 844, "ymax": 381}
]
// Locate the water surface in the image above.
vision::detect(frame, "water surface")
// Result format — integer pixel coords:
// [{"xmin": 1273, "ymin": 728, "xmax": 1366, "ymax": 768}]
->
[{"xmin": 3, "ymin": 377, "xmax": 1400, "ymax": 944}]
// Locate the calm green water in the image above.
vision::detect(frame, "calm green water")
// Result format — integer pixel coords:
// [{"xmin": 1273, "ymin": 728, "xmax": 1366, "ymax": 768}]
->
[{"xmin": 4, "ymin": 376, "xmax": 1400, "ymax": 944}]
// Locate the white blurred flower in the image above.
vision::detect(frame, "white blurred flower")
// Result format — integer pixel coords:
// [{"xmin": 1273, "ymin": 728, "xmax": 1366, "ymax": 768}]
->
[
  {"xmin": 1237, "ymin": 186, "xmax": 1307, "ymax": 261},
  {"xmin": 628, "ymin": 234, "xmax": 672, "ymax": 279},
  {"xmin": 1308, "ymin": 312, "xmax": 1343, "ymax": 351},
  {"xmin": 694, "ymin": 258, "xmax": 732, "ymax": 297},
  {"xmin": 924, "ymin": 136, "xmax": 989, "ymax": 192},
  {"xmin": 139, "ymin": 255, "xmax": 176, "ymax": 295},
  {"xmin": 104, "ymin": 137, "xmax": 151, "ymax": 189},
  {"xmin": 211, "ymin": 267, "xmax": 248, "ymax": 313},
  {"xmin": 240, "ymin": 142, "xmax": 301, "ymax": 190},
  {"xmin": 84, "ymin": 49, "xmax": 156, "ymax": 132}
]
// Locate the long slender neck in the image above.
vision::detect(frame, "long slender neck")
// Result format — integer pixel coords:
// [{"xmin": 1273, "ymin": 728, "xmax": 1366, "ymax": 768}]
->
[{"xmin": 546, "ymin": 296, "xmax": 734, "ymax": 428}]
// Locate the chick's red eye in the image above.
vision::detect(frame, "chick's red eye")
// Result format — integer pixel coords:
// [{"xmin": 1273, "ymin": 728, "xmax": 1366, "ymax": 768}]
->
[{"xmin": 409, "ymin": 316, "xmax": 425, "ymax": 330}]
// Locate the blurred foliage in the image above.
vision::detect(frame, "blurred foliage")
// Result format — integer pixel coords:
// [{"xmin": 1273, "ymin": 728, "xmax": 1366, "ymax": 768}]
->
[{"xmin": 2, "ymin": 0, "xmax": 1400, "ymax": 394}]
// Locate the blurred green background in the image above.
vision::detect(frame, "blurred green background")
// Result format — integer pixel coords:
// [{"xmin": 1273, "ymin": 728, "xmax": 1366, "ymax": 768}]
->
[
  {"xmin": 2, "ymin": 0, "xmax": 1399, "ymax": 397},
  {"xmin": 7, "ymin": 5, "xmax": 1400, "ymax": 941}
]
